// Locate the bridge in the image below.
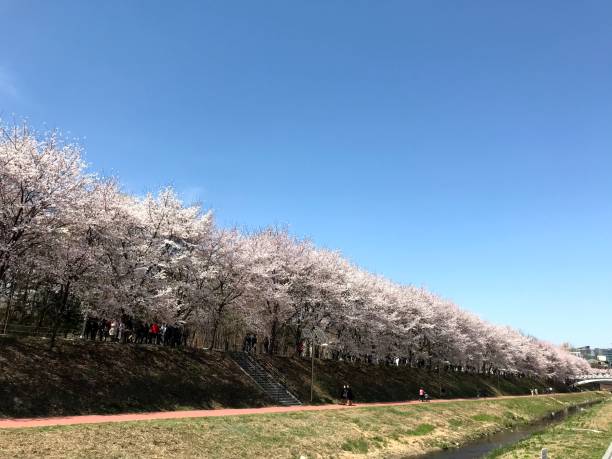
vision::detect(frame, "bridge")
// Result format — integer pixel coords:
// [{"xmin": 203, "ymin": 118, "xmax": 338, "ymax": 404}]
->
[{"xmin": 571, "ymin": 372, "xmax": 612, "ymax": 387}]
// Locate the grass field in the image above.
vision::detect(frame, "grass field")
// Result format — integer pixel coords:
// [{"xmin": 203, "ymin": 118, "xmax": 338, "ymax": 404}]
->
[
  {"xmin": 0, "ymin": 393, "xmax": 607, "ymax": 458},
  {"xmin": 488, "ymin": 396, "xmax": 612, "ymax": 459}
]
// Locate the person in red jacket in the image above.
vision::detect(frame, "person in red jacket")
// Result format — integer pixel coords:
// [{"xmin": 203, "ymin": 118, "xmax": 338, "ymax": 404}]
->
[{"xmin": 149, "ymin": 323, "xmax": 160, "ymax": 344}]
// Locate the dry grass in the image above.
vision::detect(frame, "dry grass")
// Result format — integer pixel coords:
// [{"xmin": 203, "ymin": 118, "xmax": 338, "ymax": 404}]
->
[{"xmin": 0, "ymin": 393, "xmax": 607, "ymax": 458}]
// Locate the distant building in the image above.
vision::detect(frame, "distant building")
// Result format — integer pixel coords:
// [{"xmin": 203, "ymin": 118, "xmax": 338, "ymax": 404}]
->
[
  {"xmin": 573, "ymin": 346, "xmax": 612, "ymax": 368},
  {"xmin": 594, "ymin": 348, "xmax": 612, "ymax": 366},
  {"xmin": 571, "ymin": 346, "xmax": 594, "ymax": 359}
]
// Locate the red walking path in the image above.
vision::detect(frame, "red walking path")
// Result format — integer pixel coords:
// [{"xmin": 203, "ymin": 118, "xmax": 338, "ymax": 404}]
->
[{"xmin": 0, "ymin": 395, "xmax": 533, "ymax": 429}]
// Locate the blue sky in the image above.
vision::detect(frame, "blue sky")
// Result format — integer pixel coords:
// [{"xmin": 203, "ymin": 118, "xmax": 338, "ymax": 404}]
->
[{"xmin": 1, "ymin": 1, "xmax": 610, "ymax": 347}]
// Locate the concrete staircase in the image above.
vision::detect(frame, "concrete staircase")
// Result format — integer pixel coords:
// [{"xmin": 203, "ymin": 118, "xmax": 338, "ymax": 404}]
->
[{"xmin": 231, "ymin": 352, "xmax": 302, "ymax": 406}]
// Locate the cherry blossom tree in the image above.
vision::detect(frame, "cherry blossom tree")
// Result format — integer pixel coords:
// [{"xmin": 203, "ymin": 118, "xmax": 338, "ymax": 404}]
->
[
  {"xmin": 0, "ymin": 123, "xmax": 91, "ymax": 286},
  {"xmin": 0, "ymin": 120, "xmax": 589, "ymax": 379}
]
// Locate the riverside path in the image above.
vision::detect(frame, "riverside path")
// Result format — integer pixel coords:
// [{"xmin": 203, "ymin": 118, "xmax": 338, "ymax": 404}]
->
[{"xmin": 0, "ymin": 394, "xmax": 538, "ymax": 429}]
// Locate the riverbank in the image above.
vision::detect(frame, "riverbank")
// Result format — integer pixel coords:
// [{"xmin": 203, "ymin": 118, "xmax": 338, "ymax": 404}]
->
[
  {"xmin": 488, "ymin": 397, "xmax": 612, "ymax": 459},
  {"xmin": 0, "ymin": 393, "xmax": 607, "ymax": 458}
]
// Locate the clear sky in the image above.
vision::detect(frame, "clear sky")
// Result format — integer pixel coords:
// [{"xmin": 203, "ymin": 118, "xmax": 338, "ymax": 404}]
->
[{"xmin": 1, "ymin": 1, "xmax": 610, "ymax": 348}]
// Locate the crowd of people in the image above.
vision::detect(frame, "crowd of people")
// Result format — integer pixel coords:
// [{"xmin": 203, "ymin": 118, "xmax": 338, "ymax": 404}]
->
[{"xmin": 83, "ymin": 315, "xmax": 188, "ymax": 347}]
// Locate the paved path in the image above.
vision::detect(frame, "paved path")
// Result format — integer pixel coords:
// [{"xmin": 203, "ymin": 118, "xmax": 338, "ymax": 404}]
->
[{"xmin": 0, "ymin": 395, "xmax": 535, "ymax": 429}]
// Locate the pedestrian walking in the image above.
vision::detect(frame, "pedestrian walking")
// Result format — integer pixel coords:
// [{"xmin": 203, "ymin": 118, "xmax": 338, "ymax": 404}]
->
[
  {"xmin": 340, "ymin": 384, "xmax": 348, "ymax": 405},
  {"xmin": 346, "ymin": 384, "xmax": 354, "ymax": 406}
]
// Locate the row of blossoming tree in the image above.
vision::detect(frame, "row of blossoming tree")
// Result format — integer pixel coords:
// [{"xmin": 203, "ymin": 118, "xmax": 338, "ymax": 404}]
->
[{"xmin": 0, "ymin": 122, "xmax": 590, "ymax": 381}]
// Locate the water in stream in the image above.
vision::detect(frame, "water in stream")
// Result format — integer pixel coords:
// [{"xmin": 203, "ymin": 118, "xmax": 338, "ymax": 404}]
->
[{"xmin": 413, "ymin": 402, "xmax": 597, "ymax": 459}]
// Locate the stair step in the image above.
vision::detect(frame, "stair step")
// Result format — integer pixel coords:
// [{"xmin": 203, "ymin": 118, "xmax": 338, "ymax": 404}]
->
[{"xmin": 231, "ymin": 352, "xmax": 302, "ymax": 406}]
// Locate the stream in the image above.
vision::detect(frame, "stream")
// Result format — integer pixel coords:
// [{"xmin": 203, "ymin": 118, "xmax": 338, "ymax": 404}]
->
[{"xmin": 413, "ymin": 401, "xmax": 600, "ymax": 459}]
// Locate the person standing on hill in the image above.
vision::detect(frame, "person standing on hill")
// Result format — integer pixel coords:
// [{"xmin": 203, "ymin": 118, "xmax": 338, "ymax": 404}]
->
[
  {"xmin": 89, "ymin": 318, "xmax": 99, "ymax": 341},
  {"xmin": 263, "ymin": 336, "xmax": 270, "ymax": 353},
  {"xmin": 117, "ymin": 320, "xmax": 125, "ymax": 343},
  {"xmin": 84, "ymin": 317, "xmax": 92, "ymax": 340},
  {"xmin": 245, "ymin": 333, "xmax": 256, "ymax": 353},
  {"xmin": 109, "ymin": 320, "xmax": 118, "ymax": 342},
  {"xmin": 150, "ymin": 322, "xmax": 160, "ymax": 344},
  {"xmin": 99, "ymin": 319, "xmax": 109, "ymax": 341},
  {"xmin": 419, "ymin": 387, "xmax": 425, "ymax": 402}
]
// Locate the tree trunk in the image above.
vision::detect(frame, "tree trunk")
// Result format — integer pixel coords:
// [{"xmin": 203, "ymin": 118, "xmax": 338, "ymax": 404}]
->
[
  {"xmin": 1, "ymin": 279, "xmax": 17, "ymax": 335},
  {"xmin": 0, "ymin": 262, "xmax": 8, "ymax": 286},
  {"xmin": 209, "ymin": 298, "xmax": 229, "ymax": 350},
  {"xmin": 269, "ymin": 317, "xmax": 278, "ymax": 355},
  {"xmin": 49, "ymin": 282, "xmax": 70, "ymax": 350}
]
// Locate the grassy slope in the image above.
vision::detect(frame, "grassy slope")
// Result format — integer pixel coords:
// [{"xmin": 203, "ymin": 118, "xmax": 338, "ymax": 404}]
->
[
  {"xmin": 0, "ymin": 337, "xmax": 571, "ymax": 418},
  {"xmin": 0, "ymin": 336, "xmax": 270, "ymax": 417},
  {"xmin": 260, "ymin": 354, "xmax": 566, "ymax": 404},
  {"xmin": 0, "ymin": 393, "xmax": 608, "ymax": 459},
  {"xmin": 488, "ymin": 397, "xmax": 612, "ymax": 459}
]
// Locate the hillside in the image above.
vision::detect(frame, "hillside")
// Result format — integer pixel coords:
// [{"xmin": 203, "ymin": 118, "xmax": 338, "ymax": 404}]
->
[
  {"xmin": 0, "ymin": 337, "xmax": 570, "ymax": 418},
  {"xmin": 0, "ymin": 337, "xmax": 270, "ymax": 418},
  {"xmin": 259, "ymin": 354, "xmax": 567, "ymax": 404}
]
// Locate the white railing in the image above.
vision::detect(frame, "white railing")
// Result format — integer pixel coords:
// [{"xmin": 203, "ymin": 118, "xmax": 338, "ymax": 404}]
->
[{"xmin": 573, "ymin": 371, "xmax": 612, "ymax": 380}]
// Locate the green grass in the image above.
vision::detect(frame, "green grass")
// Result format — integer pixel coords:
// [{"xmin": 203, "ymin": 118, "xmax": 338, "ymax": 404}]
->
[
  {"xmin": 407, "ymin": 423, "xmax": 436, "ymax": 435},
  {"xmin": 448, "ymin": 418, "xmax": 464, "ymax": 427},
  {"xmin": 0, "ymin": 393, "xmax": 608, "ymax": 458},
  {"xmin": 472, "ymin": 413, "xmax": 500, "ymax": 422},
  {"xmin": 487, "ymin": 398, "xmax": 612, "ymax": 459},
  {"xmin": 342, "ymin": 437, "xmax": 369, "ymax": 453}
]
